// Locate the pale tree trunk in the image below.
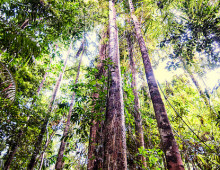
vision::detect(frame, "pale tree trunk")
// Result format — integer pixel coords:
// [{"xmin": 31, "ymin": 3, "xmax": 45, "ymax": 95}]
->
[
  {"xmin": 55, "ymin": 40, "xmax": 84, "ymax": 170},
  {"xmin": 128, "ymin": 0, "xmax": 184, "ymax": 169},
  {"xmin": 20, "ymin": 19, "xmax": 29, "ymax": 29},
  {"xmin": 87, "ymin": 31, "xmax": 108, "ymax": 170},
  {"xmin": 38, "ymin": 130, "xmax": 56, "ymax": 170},
  {"xmin": 28, "ymin": 42, "xmax": 72, "ymax": 170},
  {"xmin": 37, "ymin": 45, "xmax": 58, "ymax": 95},
  {"xmin": 126, "ymin": 32, "xmax": 147, "ymax": 168},
  {"xmin": 103, "ymin": 0, "xmax": 127, "ymax": 169},
  {"xmin": 36, "ymin": 119, "xmax": 63, "ymax": 169}
]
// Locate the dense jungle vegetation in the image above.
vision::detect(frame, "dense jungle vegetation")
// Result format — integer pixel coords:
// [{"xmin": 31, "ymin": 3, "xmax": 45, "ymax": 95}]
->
[{"xmin": 0, "ymin": 0, "xmax": 220, "ymax": 169}]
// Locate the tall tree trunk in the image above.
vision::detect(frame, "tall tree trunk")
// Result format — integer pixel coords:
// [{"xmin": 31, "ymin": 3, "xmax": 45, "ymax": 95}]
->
[
  {"xmin": 128, "ymin": 0, "xmax": 184, "ymax": 169},
  {"xmin": 3, "ymin": 130, "xmax": 22, "ymax": 170},
  {"xmin": 55, "ymin": 40, "xmax": 84, "ymax": 170},
  {"xmin": 37, "ymin": 45, "xmax": 58, "ymax": 95},
  {"xmin": 103, "ymin": 1, "xmax": 127, "ymax": 169},
  {"xmin": 38, "ymin": 130, "xmax": 56, "ymax": 170},
  {"xmin": 28, "ymin": 43, "xmax": 72, "ymax": 170},
  {"xmin": 88, "ymin": 119, "xmax": 100, "ymax": 170},
  {"xmin": 87, "ymin": 31, "xmax": 108, "ymax": 170},
  {"xmin": 126, "ymin": 32, "xmax": 147, "ymax": 168}
]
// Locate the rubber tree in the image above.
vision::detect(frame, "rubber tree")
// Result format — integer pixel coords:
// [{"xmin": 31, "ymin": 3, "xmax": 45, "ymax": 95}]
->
[
  {"xmin": 55, "ymin": 39, "xmax": 85, "ymax": 169},
  {"xmin": 103, "ymin": 0, "xmax": 127, "ymax": 169},
  {"xmin": 128, "ymin": 0, "xmax": 184, "ymax": 169}
]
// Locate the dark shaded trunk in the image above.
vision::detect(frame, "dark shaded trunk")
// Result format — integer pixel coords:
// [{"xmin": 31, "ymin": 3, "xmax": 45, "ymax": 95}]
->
[
  {"xmin": 28, "ymin": 118, "xmax": 49, "ymax": 170},
  {"xmin": 88, "ymin": 119, "xmax": 100, "ymax": 170},
  {"xmin": 55, "ymin": 40, "xmax": 84, "ymax": 169},
  {"xmin": 128, "ymin": 0, "xmax": 184, "ymax": 169},
  {"xmin": 4, "ymin": 130, "xmax": 22, "ymax": 170},
  {"xmin": 93, "ymin": 121, "xmax": 105, "ymax": 169},
  {"xmin": 4, "ymin": 145, "xmax": 18, "ymax": 170},
  {"xmin": 28, "ymin": 43, "xmax": 72, "ymax": 170},
  {"xmin": 87, "ymin": 31, "xmax": 108, "ymax": 170},
  {"xmin": 126, "ymin": 32, "xmax": 146, "ymax": 168},
  {"xmin": 103, "ymin": 1, "xmax": 127, "ymax": 169},
  {"xmin": 88, "ymin": 120, "xmax": 97, "ymax": 170}
]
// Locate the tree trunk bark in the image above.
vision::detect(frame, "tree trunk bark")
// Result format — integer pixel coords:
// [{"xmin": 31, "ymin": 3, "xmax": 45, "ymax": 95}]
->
[
  {"xmin": 126, "ymin": 32, "xmax": 147, "ymax": 168},
  {"xmin": 55, "ymin": 40, "xmax": 84, "ymax": 170},
  {"xmin": 28, "ymin": 43, "xmax": 72, "ymax": 170},
  {"xmin": 87, "ymin": 31, "xmax": 108, "ymax": 170},
  {"xmin": 128, "ymin": 0, "xmax": 184, "ymax": 169},
  {"xmin": 103, "ymin": 1, "xmax": 127, "ymax": 169},
  {"xmin": 88, "ymin": 119, "xmax": 100, "ymax": 170},
  {"xmin": 4, "ymin": 130, "xmax": 22, "ymax": 170}
]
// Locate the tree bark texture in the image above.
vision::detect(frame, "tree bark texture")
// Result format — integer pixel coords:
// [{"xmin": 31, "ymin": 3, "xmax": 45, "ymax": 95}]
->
[
  {"xmin": 126, "ymin": 32, "xmax": 147, "ymax": 168},
  {"xmin": 28, "ymin": 43, "xmax": 72, "ymax": 170},
  {"xmin": 87, "ymin": 31, "xmax": 108, "ymax": 170},
  {"xmin": 128, "ymin": 0, "xmax": 184, "ymax": 169},
  {"xmin": 103, "ymin": 1, "xmax": 127, "ymax": 169},
  {"xmin": 55, "ymin": 41, "xmax": 84, "ymax": 170},
  {"xmin": 88, "ymin": 119, "xmax": 100, "ymax": 170}
]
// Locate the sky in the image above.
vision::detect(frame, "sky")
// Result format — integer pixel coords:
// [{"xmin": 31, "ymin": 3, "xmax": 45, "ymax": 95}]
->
[{"xmin": 154, "ymin": 60, "xmax": 220, "ymax": 91}]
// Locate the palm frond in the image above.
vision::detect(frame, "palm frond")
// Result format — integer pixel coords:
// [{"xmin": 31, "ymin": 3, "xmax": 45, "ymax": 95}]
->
[{"xmin": 0, "ymin": 62, "xmax": 16, "ymax": 101}]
